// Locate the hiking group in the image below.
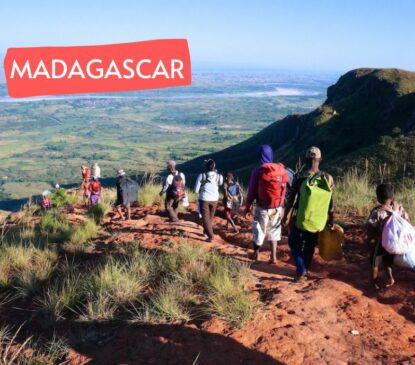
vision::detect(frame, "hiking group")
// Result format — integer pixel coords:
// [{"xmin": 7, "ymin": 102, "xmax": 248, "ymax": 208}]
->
[
  {"xmin": 70, "ymin": 144, "xmax": 415, "ymax": 286},
  {"xmin": 81, "ymin": 163, "xmax": 102, "ymax": 208},
  {"xmin": 158, "ymin": 144, "xmax": 415, "ymax": 285}
]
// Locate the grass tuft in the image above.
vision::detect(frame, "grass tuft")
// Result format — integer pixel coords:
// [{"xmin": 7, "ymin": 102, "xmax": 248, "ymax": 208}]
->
[{"xmin": 138, "ymin": 184, "xmax": 163, "ymax": 207}]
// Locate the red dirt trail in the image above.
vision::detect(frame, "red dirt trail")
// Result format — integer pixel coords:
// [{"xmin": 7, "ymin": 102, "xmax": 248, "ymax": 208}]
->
[
  {"xmin": 67, "ymin": 203, "xmax": 415, "ymax": 365},
  {"xmin": 5, "ymin": 203, "xmax": 415, "ymax": 364}
]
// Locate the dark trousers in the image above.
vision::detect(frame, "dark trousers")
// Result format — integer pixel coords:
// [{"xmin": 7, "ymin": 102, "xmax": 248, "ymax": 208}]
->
[
  {"xmin": 165, "ymin": 197, "xmax": 179, "ymax": 222},
  {"xmin": 199, "ymin": 200, "xmax": 217, "ymax": 239},
  {"xmin": 288, "ymin": 224, "xmax": 318, "ymax": 275}
]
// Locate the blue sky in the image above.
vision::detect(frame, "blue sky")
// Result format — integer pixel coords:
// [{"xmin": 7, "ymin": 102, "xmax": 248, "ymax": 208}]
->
[{"xmin": 0, "ymin": 0, "xmax": 414, "ymax": 73}]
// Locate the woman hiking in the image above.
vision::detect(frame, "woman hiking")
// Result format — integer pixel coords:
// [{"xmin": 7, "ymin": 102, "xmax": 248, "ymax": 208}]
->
[
  {"xmin": 194, "ymin": 159, "xmax": 223, "ymax": 242},
  {"xmin": 245, "ymin": 144, "xmax": 289, "ymax": 264}
]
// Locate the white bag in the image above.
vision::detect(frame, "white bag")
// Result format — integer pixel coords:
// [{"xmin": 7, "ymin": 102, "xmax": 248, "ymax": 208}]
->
[
  {"xmin": 182, "ymin": 193, "xmax": 189, "ymax": 208},
  {"xmin": 394, "ymin": 250, "xmax": 415, "ymax": 270},
  {"xmin": 382, "ymin": 211, "xmax": 415, "ymax": 254}
]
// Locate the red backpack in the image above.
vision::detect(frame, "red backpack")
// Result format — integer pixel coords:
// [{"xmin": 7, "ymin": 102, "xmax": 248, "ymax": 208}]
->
[
  {"xmin": 168, "ymin": 173, "xmax": 185, "ymax": 200},
  {"xmin": 257, "ymin": 163, "xmax": 289, "ymax": 209},
  {"xmin": 90, "ymin": 181, "xmax": 101, "ymax": 193}
]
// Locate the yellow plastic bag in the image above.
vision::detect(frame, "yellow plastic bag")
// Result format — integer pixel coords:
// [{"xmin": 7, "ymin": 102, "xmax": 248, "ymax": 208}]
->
[{"xmin": 318, "ymin": 224, "xmax": 344, "ymax": 261}]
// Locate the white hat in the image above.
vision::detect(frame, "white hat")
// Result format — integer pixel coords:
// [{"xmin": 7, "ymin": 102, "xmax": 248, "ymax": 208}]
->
[{"xmin": 117, "ymin": 169, "xmax": 126, "ymax": 177}]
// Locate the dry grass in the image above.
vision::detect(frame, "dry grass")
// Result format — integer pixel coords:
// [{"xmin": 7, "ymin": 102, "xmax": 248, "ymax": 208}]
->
[{"xmin": 335, "ymin": 168, "xmax": 415, "ymax": 221}]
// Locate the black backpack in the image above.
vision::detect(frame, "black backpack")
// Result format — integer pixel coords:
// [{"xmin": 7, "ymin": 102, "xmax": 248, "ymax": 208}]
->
[{"xmin": 118, "ymin": 176, "xmax": 139, "ymax": 205}]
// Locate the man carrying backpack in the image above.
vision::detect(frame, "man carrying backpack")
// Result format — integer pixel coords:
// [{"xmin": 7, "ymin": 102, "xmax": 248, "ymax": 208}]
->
[
  {"xmin": 194, "ymin": 159, "xmax": 223, "ymax": 242},
  {"xmin": 245, "ymin": 144, "xmax": 290, "ymax": 264},
  {"xmin": 159, "ymin": 160, "xmax": 186, "ymax": 223},
  {"xmin": 115, "ymin": 169, "xmax": 139, "ymax": 221},
  {"xmin": 283, "ymin": 147, "xmax": 334, "ymax": 282}
]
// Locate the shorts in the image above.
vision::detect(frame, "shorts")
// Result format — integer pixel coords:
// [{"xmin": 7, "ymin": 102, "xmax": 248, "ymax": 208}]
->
[{"xmin": 252, "ymin": 206, "xmax": 283, "ymax": 246}]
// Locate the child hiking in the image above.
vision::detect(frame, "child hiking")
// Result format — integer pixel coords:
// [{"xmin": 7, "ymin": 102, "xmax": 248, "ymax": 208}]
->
[
  {"xmin": 283, "ymin": 147, "xmax": 335, "ymax": 282},
  {"xmin": 223, "ymin": 172, "xmax": 243, "ymax": 233},
  {"xmin": 194, "ymin": 159, "xmax": 224, "ymax": 242},
  {"xmin": 41, "ymin": 190, "xmax": 52, "ymax": 211},
  {"xmin": 159, "ymin": 160, "xmax": 186, "ymax": 223},
  {"xmin": 245, "ymin": 144, "xmax": 290, "ymax": 264},
  {"xmin": 89, "ymin": 176, "xmax": 102, "ymax": 207},
  {"xmin": 367, "ymin": 183, "xmax": 410, "ymax": 289}
]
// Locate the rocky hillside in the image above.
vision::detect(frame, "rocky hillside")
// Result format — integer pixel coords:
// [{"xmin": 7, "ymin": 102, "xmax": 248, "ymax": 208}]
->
[{"xmin": 180, "ymin": 68, "xmax": 415, "ymax": 180}]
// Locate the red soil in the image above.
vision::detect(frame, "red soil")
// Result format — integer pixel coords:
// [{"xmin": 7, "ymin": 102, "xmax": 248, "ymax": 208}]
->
[{"xmin": 5, "ymin": 203, "xmax": 415, "ymax": 364}]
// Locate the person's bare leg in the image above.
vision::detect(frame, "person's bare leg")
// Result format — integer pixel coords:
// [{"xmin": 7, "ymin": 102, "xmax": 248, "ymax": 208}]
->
[
  {"xmin": 116, "ymin": 206, "xmax": 124, "ymax": 220},
  {"xmin": 269, "ymin": 240, "xmax": 277, "ymax": 264},
  {"xmin": 385, "ymin": 266, "xmax": 395, "ymax": 287},
  {"xmin": 227, "ymin": 212, "xmax": 238, "ymax": 233},
  {"xmin": 126, "ymin": 206, "xmax": 131, "ymax": 220},
  {"xmin": 372, "ymin": 266, "xmax": 380, "ymax": 290},
  {"xmin": 251, "ymin": 243, "xmax": 260, "ymax": 261}
]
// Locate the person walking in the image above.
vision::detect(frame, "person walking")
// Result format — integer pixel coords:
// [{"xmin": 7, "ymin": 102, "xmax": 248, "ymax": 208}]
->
[
  {"xmin": 115, "ymin": 169, "xmax": 138, "ymax": 221},
  {"xmin": 283, "ymin": 147, "xmax": 335, "ymax": 282},
  {"xmin": 223, "ymin": 172, "xmax": 243, "ymax": 233},
  {"xmin": 194, "ymin": 159, "xmax": 223, "ymax": 242},
  {"xmin": 159, "ymin": 160, "xmax": 186, "ymax": 223},
  {"xmin": 81, "ymin": 165, "xmax": 91, "ymax": 206},
  {"xmin": 92, "ymin": 162, "xmax": 101, "ymax": 179},
  {"xmin": 245, "ymin": 144, "xmax": 290, "ymax": 264},
  {"xmin": 89, "ymin": 176, "xmax": 102, "ymax": 207}
]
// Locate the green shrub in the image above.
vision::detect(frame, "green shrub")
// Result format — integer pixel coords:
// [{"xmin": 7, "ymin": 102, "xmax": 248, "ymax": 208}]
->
[
  {"xmin": 80, "ymin": 290, "xmax": 118, "ymax": 321},
  {"xmin": 90, "ymin": 258, "xmax": 145, "ymax": 303},
  {"xmin": 395, "ymin": 185, "xmax": 415, "ymax": 220},
  {"xmin": 335, "ymin": 169, "xmax": 374, "ymax": 216},
  {"xmin": 79, "ymin": 251, "xmax": 153, "ymax": 321},
  {"xmin": 205, "ymin": 253, "xmax": 255, "ymax": 326},
  {"xmin": 132, "ymin": 245, "xmax": 256, "ymax": 326},
  {"xmin": 0, "ymin": 244, "xmax": 57, "ymax": 297},
  {"xmin": 37, "ymin": 209, "xmax": 71, "ymax": 243},
  {"xmin": 149, "ymin": 280, "xmax": 192, "ymax": 322},
  {"xmin": 88, "ymin": 202, "xmax": 111, "ymax": 224},
  {"xmin": 37, "ymin": 272, "xmax": 85, "ymax": 322},
  {"xmin": 138, "ymin": 184, "xmax": 163, "ymax": 207},
  {"xmin": 69, "ymin": 219, "xmax": 98, "ymax": 245},
  {"xmin": 51, "ymin": 188, "xmax": 78, "ymax": 208}
]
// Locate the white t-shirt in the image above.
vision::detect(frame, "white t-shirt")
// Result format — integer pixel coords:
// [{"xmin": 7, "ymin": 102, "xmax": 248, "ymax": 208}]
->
[
  {"xmin": 161, "ymin": 171, "xmax": 186, "ymax": 194},
  {"xmin": 194, "ymin": 171, "xmax": 223, "ymax": 201}
]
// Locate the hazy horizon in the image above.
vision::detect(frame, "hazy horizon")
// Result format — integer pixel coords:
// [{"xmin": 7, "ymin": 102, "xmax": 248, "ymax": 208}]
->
[{"xmin": 1, "ymin": 1, "xmax": 414, "ymax": 73}]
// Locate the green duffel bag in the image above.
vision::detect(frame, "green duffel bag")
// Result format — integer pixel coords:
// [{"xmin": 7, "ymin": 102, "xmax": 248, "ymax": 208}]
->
[{"xmin": 296, "ymin": 172, "xmax": 332, "ymax": 233}]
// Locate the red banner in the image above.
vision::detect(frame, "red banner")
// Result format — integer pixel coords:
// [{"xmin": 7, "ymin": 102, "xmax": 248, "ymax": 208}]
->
[{"xmin": 3, "ymin": 39, "xmax": 191, "ymax": 98}]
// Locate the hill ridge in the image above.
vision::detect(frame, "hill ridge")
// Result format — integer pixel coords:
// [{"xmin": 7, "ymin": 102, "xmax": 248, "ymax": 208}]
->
[{"xmin": 180, "ymin": 67, "xmax": 415, "ymax": 180}]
